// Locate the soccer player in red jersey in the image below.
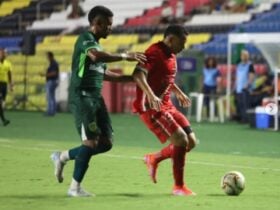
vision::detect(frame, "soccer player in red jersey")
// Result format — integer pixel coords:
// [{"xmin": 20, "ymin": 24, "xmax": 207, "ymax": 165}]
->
[{"xmin": 133, "ymin": 25, "xmax": 198, "ymax": 196}]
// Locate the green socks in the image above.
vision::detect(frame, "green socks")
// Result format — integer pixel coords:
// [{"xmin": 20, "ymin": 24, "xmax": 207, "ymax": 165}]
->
[{"xmin": 73, "ymin": 145, "xmax": 92, "ymax": 182}]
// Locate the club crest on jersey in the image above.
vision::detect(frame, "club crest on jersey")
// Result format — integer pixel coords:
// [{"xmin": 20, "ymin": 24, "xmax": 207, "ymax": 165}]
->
[{"xmin": 88, "ymin": 122, "xmax": 97, "ymax": 132}]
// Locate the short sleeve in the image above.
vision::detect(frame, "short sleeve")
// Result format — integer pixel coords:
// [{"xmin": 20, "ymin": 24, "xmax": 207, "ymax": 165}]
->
[
  {"xmin": 215, "ymin": 69, "xmax": 221, "ymax": 77},
  {"xmin": 137, "ymin": 47, "xmax": 159, "ymax": 73},
  {"xmin": 249, "ymin": 64, "xmax": 255, "ymax": 73},
  {"xmin": 80, "ymin": 34, "xmax": 100, "ymax": 54}
]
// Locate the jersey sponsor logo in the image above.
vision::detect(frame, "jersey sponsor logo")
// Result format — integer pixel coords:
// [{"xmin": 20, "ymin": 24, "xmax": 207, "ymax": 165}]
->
[{"xmin": 89, "ymin": 64, "xmax": 105, "ymax": 74}]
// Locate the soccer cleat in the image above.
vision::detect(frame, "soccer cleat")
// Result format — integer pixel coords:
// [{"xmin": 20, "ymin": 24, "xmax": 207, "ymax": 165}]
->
[
  {"xmin": 172, "ymin": 185, "xmax": 196, "ymax": 196},
  {"xmin": 67, "ymin": 187, "xmax": 93, "ymax": 197},
  {"xmin": 144, "ymin": 154, "xmax": 158, "ymax": 184},
  {"xmin": 50, "ymin": 151, "xmax": 65, "ymax": 183}
]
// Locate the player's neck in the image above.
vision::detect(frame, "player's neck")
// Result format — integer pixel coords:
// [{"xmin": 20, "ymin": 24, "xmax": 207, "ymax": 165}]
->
[
  {"xmin": 89, "ymin": 27, "xmax": 101, "ymax": 41},
  {"xmin": 162, "ymin": 40, "xmax": 173, "ymax": 53}
]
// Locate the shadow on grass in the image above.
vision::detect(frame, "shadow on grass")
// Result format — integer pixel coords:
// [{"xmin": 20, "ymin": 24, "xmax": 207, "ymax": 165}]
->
[
  {"xmin": 95, "ymin": 192, "xmax": 171, "ymax": 199},
  {"xmin": 206, "ymin": 193, "xmax": 226, "ymax": 197},
  {"xmin": 0, "ymin": 193, "xmax": 171, "ymax": 200},
  {"xmin": 0, "ymin": 194, "xmax": 67, "ymax": 199}
]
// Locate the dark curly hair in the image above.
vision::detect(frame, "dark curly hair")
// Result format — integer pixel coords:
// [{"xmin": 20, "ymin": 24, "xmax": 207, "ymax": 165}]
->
[{"xmin": 88, "ymin": 6, "xmax": 113, "ymax": 25}]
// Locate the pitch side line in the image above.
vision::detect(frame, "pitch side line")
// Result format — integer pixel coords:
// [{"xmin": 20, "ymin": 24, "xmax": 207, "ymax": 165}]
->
[
  {"xmin": 104, "ymin": 153, "xmax": 280, "ymax": 172},
  {"xmin": 0, "ymin": 143, "xmax": 280, "ymax": 172}
]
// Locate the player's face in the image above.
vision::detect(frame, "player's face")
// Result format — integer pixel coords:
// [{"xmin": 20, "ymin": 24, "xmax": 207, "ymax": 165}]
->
[
  {"xmin": 96, "ymin": 16, "xmax": 113, "ymax": 39},
  {"xmin": 171, "ymin": 35, "xmax": 187, "ymax": 54}
]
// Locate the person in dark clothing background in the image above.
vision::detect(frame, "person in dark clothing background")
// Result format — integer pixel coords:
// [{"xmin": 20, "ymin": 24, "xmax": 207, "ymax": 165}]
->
[{"xmin": 41, "ymin": 51, "xmax": 59, "ymax": 116}]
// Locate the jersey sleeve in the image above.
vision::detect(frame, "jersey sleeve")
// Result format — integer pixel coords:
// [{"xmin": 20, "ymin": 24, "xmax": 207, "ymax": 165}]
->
[
  {"xmin": 215, "ymin": 68, "xmax": 221, "ymax": 77},
  {"xmin": 80, "ymin": 34, "xmax": 100, "ymax": 54},
  {"xmin": 136, "ymin": 46, "xmax": 159, "ymax": 74},
  {"xmin": 249, "ymin": 64, "xmax": 255, "ymax": 73}
]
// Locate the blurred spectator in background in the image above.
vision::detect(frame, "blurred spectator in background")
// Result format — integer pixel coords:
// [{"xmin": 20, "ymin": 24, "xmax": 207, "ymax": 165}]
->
[
  {"xmin": 229, "ymin": 0, "xmax": 248, "ymax": 13},
  {"xmin": 202, "ymin": 56, "xmax": 221, "ymax": 117},
  {"xmin": 250, "ymin": 72, "xmax": 273, "ymax": 107},
  {"xmin": 41, "ymin": 52, "xmax": 59, "ymax": 116},
  {"xmin": 175, "ymin": 0, "xmax": 185, "ymax": 23},
  {"xmin": 211, "ymin": 0, "xmax": 253, "ymax": 13},
  {"xmin": 210, "ymin": 0, "xmax": 227, "ymax": 13},
  {"xmin": 160, "ymin": 0, "xmax": 174, "ymax": 24},
  {"xmin": 68, "ymin": 0, "xmax": 85, "ymax": 19},
  {"xmin": 0, "ymin": 48, "xmax": 13, "ymax": 126},
  {"xmin": 234, "ymin": 50, "xmax": 255, "ymax": 123}
]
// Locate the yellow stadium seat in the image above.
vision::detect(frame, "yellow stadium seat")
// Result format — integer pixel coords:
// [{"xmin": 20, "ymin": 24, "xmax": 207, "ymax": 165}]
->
[
  {"xmin": 0, "ymin": 0, "xmax": 31, "ymax": 17},
  {"xmin": 60, "ymin": 36, "xmax": 78, "ymax": 44}
]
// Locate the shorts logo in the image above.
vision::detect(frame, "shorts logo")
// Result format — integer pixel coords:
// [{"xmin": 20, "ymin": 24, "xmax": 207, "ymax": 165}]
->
[{"xmin": 88, "ymin": 122, "xmax": 97, "ymax": 132}]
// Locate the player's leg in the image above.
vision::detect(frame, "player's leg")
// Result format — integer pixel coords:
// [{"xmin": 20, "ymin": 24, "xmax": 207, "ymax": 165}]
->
[
  {"xmin": 153, "ymin": 107, "xmax": 195, "ymax": 195},
  {"xmin": 92, "ymin": 96, "xmax": 113, "ymax": 155},
  {"xmin": 169, "ymin": 127, "xmax": 196, "ymax": 196},
  {"xmin": 68, "ymin": 96, "xmax": 103, "ymax": 197},
  {"xmin": 172, "ymin": 109, "xmax": 197, "ymax": 152},
  {"xmin": 51, "ymin": 103, "xmax": 82, "ymax": 183},
  {"xmin": 0, "ymin": 83, "xmax": 9, "ymax": 126},
  {"xmin": 0, "ymin": 98, "xmax": 5, "ymax": 123},
  {"xmin": 143, "ymin": 143, "xmax": 173, "ymax": 183},
  {"xmin": 140, "ymin": 110, "xmax": 180, "ymax": 183},
  {"xmin": 61, "ymin": 97, "xmax": 113, "ymax": 162},
  {"xmin": 169, "ymin": 109, "xmax": 197, "ymax": 196}
]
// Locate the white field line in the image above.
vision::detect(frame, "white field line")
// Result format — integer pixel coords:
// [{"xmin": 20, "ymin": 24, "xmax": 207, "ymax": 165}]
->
[{"xmin": 0, "ymin": 143, "xmax": 280, "ymax": 172}]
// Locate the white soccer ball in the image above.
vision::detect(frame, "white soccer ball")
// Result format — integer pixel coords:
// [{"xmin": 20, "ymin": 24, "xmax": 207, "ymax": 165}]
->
[{"xmin": 221, "ymin": 171, "xmax": 245, "ymax": 196}]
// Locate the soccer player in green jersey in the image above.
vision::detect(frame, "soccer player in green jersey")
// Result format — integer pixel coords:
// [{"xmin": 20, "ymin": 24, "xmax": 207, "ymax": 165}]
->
[{"xmin": 50, "ymin": 5, "xmax": 146, "ymax": 197}]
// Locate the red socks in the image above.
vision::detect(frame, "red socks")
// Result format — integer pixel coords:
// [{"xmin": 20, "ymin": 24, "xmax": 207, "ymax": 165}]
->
[
  {"xmin": 153, "ymin": 143, "xmax": 187, "ymax": 187},
  {"xmin": 154, "ymin": 143, "xmax": 173, "ymax": 163},
  {"xmin": 172, "ymin": 145, "xmax": 186, "ymax": 187}
]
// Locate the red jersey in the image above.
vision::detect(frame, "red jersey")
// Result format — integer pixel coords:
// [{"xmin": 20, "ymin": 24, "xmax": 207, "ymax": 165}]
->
[{"xmin": 133, "ymin": 41, "xmax": 177, "ymax": 113}]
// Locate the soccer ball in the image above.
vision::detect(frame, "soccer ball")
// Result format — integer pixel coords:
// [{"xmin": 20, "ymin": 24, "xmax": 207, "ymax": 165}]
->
[{"xmin": 221, "ymin": 171, "xmax": 245, "ymax": 196}]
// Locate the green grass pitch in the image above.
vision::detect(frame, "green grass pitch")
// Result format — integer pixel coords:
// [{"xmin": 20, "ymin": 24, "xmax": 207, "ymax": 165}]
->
[{"xmin": 0, "ymin": 111, "xmax": 279, "ymax": 210}]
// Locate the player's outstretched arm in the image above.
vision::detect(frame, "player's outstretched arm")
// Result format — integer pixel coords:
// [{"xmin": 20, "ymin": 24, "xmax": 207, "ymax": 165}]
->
[
  {"xmin": 104, "ymin": 69, "xmax": 133, "ymax": 83},
  {"xmin": 171, "ymin": 84, "xmax": 191, "ymax": 108},
  {"xmin": 87, "ymin": 49, "xmax": 146, "ymax": 64},
  {"xmin": 133, "ymin": 66, "xmax": 161, "ymax": 111}
]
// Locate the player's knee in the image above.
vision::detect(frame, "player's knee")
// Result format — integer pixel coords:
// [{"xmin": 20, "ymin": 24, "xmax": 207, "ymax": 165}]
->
[
  {"xmin": 102, "ymin": 140, "xmax": 113, "ymax": 152},
  {"xmin": 98, "ymin": 137, "xmax": 113, "ymax": 153},
  {"xmin": 170, "ymin": 129, "xmax": 188, "ymax": 147},
  {"xmin": 186, "ymin": 133, "xmax": 197, "ymax": 151}
]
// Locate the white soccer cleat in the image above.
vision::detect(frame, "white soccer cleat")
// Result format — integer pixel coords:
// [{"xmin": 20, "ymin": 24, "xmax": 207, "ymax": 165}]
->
[
  {"xmin": 67, "ymin": 187, "xmax": 94, "ymax": 197},
  {"xmin": 50, "ymin": 151, "xmax": 65, "ymax": 183}
]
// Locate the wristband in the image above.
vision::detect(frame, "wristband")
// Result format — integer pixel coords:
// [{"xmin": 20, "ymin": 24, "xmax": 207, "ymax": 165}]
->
[{"xmin": 121, "ymin": 53, "xmax": 128, "ymax": 60}]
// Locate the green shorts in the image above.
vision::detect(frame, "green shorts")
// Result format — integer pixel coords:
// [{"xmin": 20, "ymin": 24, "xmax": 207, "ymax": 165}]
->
[{"xmin": 70, "ymin": 94, "xmax": 113, "ymax": 141}]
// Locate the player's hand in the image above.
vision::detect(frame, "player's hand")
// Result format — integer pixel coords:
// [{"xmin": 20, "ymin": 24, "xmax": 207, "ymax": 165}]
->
[
  {"xmin": 176, "ymin": 92, "xmax": 191, "ymax": 108},
  {"xmin": 125, "ymin": 52, "xmax": 147, "ymax": 64},
  {"xmin": 147, "ymin": 94, "xmax": 162, "ymax": 112}
]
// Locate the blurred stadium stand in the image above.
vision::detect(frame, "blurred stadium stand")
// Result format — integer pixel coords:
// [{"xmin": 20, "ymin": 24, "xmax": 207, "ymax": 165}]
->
[{"xmin": 0, "ymin": 0, "xmax": 279, "ymax": 112}]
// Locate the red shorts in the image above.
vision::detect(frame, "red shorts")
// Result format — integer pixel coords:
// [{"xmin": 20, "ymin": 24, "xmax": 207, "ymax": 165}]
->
[{"xmin": 140, "ymin": 106, "xmax": 190, "ymax": 143}]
